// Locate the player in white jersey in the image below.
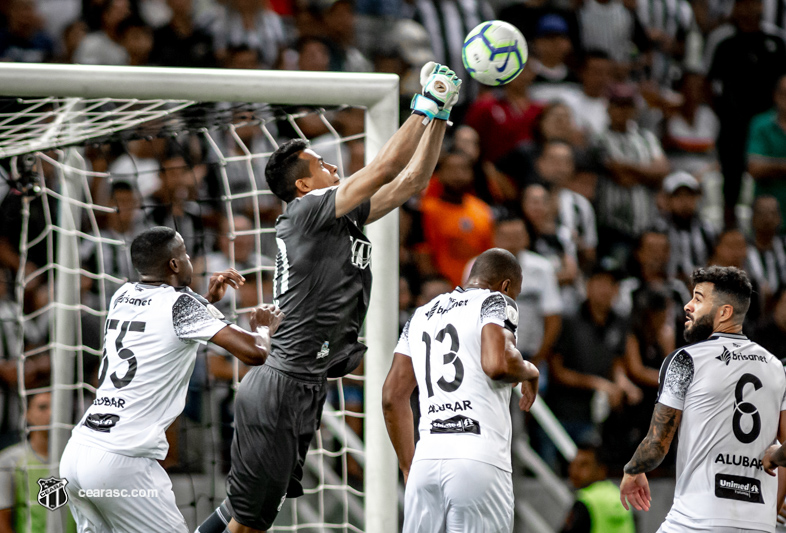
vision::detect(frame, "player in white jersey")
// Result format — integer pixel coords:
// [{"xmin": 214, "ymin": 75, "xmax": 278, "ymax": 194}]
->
[
  {"xmin": 59, "ymin": 226, "xmax": 283, "ymax": 533},
  {"xmin": 620, "ymin": 265, "xmax": 786, "ymax": 533},
  {"xmin": 383, "ymin": 249, "xmax": 540, "ymax": 533}
]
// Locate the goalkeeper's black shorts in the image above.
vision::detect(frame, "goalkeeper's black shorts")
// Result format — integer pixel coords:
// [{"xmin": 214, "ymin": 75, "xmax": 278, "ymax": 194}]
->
[{"xmin": 225, "ymin": 364, "xmax": 326, "ymax": 530}]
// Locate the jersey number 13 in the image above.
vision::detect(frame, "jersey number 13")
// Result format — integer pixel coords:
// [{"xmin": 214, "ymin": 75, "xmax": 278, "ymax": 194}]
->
[{"xmin": 422, "ymin": 324, "xmax": 464, "ymax": 398}]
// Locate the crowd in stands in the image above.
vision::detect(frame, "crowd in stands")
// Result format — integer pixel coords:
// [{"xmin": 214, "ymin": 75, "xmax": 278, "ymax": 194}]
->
[{"xmin": 0, "ymin": 0, "xmax": 786, "ymax": 526}]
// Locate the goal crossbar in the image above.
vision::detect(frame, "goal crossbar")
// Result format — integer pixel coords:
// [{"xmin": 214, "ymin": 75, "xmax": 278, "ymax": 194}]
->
[{"xmin": 0, "ymin": 63, "xmax": 398, "ymax": 106}]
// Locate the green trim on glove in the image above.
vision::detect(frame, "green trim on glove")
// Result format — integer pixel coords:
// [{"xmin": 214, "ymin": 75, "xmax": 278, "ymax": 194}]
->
[{"xmin": 411, "ymin": 94, "xmax": 440, "ymax": 122}]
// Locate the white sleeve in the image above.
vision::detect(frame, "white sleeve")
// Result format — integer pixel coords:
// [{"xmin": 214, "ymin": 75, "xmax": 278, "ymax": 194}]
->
[
  {"xmin": 172, "ymin": 294, "xmax": 228, "ymax": 344},
  {"xmin": 644, "ymin": 129, "xmax": 666, "ymax": 160},
  {"xmin": 480, "ymin": 293, "xmax": 519, "ymax": 337},
  {"xmin": 0, "ymin": 446, "xmax": 18, "ymax": 510},
  {"xmin": 656, "ymin": 349, "xmax": 694, "ymax": 410},
  {"xmin": 539, "ymin": 261, "xmax": 563, "ymax": 317},
  {"xmin": 394, "ymin": 319, "xmax": 412, "ymax": 357},
  {"xmin": 781, "ymin": 368, "xmax": 786, "ymax": 411},
  {"xmin": 579, "ymin": 197, "xmax": 598, "ymax": 249}
]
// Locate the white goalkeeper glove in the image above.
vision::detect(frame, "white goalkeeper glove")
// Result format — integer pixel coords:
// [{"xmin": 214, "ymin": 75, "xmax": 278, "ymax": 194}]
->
[{"xmin": 410, "ymin": 62, "xmax": 462, "ymax": 123}]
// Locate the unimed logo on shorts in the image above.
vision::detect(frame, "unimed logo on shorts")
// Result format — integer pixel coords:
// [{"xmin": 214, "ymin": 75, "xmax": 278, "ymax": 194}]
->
[
  {"xmin": 37, "ymin": 477, "xmax": 69, "ymax": 511},
  {"xmin": 715, "ymin": 473, "xmax": 764, "ymax": 504}
]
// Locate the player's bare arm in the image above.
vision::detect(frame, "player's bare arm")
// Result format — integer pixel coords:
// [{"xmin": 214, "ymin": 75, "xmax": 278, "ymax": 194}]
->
[
  {"xmin": 205, "ymin": 268, "xmax": 245, "ymax": 304},
  {"xmin": 382, "ymin": 352, "xmax": 418, "ymax": 482},
  {"xmin": 365, "ymin": 117, "xmax": 447, "ymax": 223},
  {"xmin": 761, "ymin": 411, "xmax": 786, "ymax": 521},
  {"xmin": 620, "ymin": 403, "xmax": 682, "ymax": 511},
  {"xmin": 209, "ymin": 304, "xmax": 284, "ymax": 366},
  {"xmin": 480, "ymin": 323, "xmax": 539, "ymax": 411},
  {"xmin": 764, "ymin": 411, "xmax": 786, "ymax": 474},
  {"xmin": 333, "ymin": 63, "xmax": 461, "ymax": 218}
]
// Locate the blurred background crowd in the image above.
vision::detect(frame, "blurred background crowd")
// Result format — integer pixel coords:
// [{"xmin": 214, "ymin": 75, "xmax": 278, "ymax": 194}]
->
[{"xmin": 0, "ymin": 0, "xmax": 785, "ymax": 529}]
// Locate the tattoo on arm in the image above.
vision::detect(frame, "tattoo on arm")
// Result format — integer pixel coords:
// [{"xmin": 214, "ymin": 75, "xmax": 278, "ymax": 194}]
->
[{"xmin": 624, "ymin": 403, "xmax": 682, "ymax": 475}]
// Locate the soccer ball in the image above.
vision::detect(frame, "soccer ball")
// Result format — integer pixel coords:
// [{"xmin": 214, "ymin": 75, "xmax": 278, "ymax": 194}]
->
[{"xmin": 462, "ymin": 20, "xmax": 528, "ymax": 86}]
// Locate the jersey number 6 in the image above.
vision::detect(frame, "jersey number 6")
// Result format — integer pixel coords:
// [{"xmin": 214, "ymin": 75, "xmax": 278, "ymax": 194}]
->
[
  {"xmin": 732, "ymin": 373, "xmax": 762, "ymax": 444},
  {"xmin": 422, "ymin": 324, "xmax": 464, "ymax": 398},
  {"xmin": 98, "ymin": 320, "xmax": 146, "ymax": 390}
]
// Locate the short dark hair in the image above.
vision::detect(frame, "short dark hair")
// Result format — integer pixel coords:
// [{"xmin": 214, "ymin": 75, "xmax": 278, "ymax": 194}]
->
[
  {"xmin": 691, "ymin": 266, "xmax": 752, "ymax": 319},
  {"xmin": 582, "ymin": 49, "xmax": 611, "ymax": 67},
  {"xmin": 111, "ymin": 181, "xmax": 134, "ymax": 195},
  {"xmin": 117, "ymin": 15, "xmax": 151, "ymax": 37},
  {"xmin": 467, "ymin": 248, "xmax": 522, "ymax": 286},
  {"xmin": 575, "ymin": 442, "xmax": 610, "ymax": 468},
  {"xmin": 636, "ymin": 228, "xmax": 669, "ymax": 250},
  {"xmin": 130, "ymin": 226, "xmax": 178, "ymax": 276},
  {"xmin": 437, "ymin": 146, "xmax": 472, "ymax": 170},
  {"xmin": 538, "ymin": 138, "xmax": 574, "ymax": 159},
  {"xmin": 265, "ymin": 139, "xmax": 311, "ymax": 202}
]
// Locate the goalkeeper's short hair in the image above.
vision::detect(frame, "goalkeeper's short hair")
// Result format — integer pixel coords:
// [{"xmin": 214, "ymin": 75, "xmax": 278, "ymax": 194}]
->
[{"xmin": 265, "ymin": 139, "xmax": 311, "ymax": 202}]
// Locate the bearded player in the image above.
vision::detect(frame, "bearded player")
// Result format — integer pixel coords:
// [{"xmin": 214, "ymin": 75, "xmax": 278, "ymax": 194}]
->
[
  {"xmin": 197, "ymin": 63, "xmax": 462, "ymax": 533},
  {"xmin": 620, "ymin": 266, "xmax": 786, "ymax": 533}
]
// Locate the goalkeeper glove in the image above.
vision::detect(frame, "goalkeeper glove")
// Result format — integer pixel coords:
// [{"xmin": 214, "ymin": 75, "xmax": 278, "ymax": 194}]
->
[{"xmin": 411, "ymin": 62, "xmax": 462, "ymax": 123}]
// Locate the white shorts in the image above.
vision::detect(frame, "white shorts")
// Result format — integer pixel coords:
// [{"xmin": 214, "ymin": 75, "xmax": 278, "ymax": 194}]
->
[
  {"xmin": 403, "ymin": 458, "xmax": 513, "ymax": 533},
  {"xmin": 658, "ymin": 516, "xmax": 769, "ymax": 533},
  {"xmin": 59, "ymin": 440, "xmax": 188, "ymax": 533}
]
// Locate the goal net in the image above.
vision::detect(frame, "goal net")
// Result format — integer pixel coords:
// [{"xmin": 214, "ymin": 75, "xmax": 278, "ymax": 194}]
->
[{"xmin": 0, "ymin": 63, "xmax": 400, "ymax": 533}]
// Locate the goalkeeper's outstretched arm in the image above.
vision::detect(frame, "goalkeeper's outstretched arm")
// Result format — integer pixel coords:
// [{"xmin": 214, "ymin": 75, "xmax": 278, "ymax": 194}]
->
[
  {"xmin": 365, "ymin": 117, "xmax": 447, "ymax": 223},
  {"xmin": 334, "ymin": 63, "xmax": 461, "ymax": 219}
]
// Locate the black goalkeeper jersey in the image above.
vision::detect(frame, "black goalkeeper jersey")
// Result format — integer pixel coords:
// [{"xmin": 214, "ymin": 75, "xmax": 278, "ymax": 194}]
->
[{"xmin": 267, "ymin": 186, "xmax": 372, "ymax": 378}]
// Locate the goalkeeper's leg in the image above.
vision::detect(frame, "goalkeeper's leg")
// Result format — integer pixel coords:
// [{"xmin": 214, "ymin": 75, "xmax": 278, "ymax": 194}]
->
[{"xmin": 195, "ymin": 500, "xmax": 232, "ymax": 533}]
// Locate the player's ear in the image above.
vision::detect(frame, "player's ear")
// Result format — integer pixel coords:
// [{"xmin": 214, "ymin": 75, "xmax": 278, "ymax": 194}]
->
[
  {"xmin": 716, "ymin": 303, "xmax": 733, "ymax": 323},
  {"xmin": 295, "ymin": 177, "xmax": 312, "ymax": 194},
  {"xmin": 500, "ymin": 279, "xmax": 510, "ymax": 296},
  {"xmin": 169, "ymin": 257, "xmax": 179, "ymax": 273}
]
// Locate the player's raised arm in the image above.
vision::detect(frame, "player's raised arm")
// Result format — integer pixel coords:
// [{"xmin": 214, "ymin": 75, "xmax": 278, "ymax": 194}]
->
[
  {"xmin": 364, "ymin": 113, "xmax": 448, "ymax": 224},
  {"xmin": 209, "ymin": 304, "xmax": 284, "ymax": 366},
  {"xmin": 334, "ymin": 63, "xmax": 461, "ymax": 219}
]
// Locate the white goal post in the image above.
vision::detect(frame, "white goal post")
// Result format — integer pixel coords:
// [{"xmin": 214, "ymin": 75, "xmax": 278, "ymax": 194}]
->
[{"xmin": 0, "ymin": 63, "xmax": 400, "ymax": 533}]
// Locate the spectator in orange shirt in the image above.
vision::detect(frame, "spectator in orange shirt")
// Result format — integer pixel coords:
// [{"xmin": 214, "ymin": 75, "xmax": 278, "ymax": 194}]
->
[{"xmin": 421, "ymin": 148, "xmax": 495, "ymax": 287}]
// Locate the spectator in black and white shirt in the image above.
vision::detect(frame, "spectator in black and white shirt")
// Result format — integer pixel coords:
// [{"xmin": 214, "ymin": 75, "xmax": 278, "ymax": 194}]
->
[
  {"xmin": 636, "ymin": 0, "xmax": 700, "ymax": 81},
  {"xmin": 80, "ymin": 181, "xmax": 148, "ymax": 304},
  {"xmin": 594, "ymin": 84, "xmax": 670, "ymax": 263},
  {"xmin": 534, "ymin": 139, "xmax": 598, "ymax": 269},
  {"xmin": 746, "ymin": 195, "xmax": 786, "ymax": 305},
  {"xmin": 579, "ymin": 0, "xmax": 652, "ymax": 65},
  {"xmin": 208, "ymin": 0, "xmax": 286, "ymax": 69},
  {"xmin": 405, "ymin": 0, "xmax": 494, "ymax": 106},
  {"xmin": 656, "ymin": 171, "xmax": 717, "ymax": 286},
  {"xmin": 528, "ymin": 14, "xmax": 581, "ymax": 105},
  {"xmin": 703, "ymin": 0, "xmax": 786, "ymax": 225},
  {"xmin": 152, "ymin": 0, "xmax": 216, "ymax": 68}
]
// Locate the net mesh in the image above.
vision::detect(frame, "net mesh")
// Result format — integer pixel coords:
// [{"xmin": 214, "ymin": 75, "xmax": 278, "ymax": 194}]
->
[{"xmin": 3, "ymin": 97, "xmax": 371, "ymax": 532}]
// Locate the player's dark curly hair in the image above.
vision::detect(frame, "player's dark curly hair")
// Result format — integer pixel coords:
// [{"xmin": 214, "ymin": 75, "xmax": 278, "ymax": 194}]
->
[
  {"xmin": 691, "ymin": 266, "xmax": 752, "ymax": 319},
  {"xmin": 130, "ymin": 226, "xmax": 178, "ymax": 276},
  {"xmin": 265, "ymin": 139, "xmax": 311, "ymax": 202}
]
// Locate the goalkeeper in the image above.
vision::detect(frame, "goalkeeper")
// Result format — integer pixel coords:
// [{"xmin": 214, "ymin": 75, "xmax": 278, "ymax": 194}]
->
[{"xmin": 197, "ymin": 63, "xmax": 462, "ymax": 533}]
